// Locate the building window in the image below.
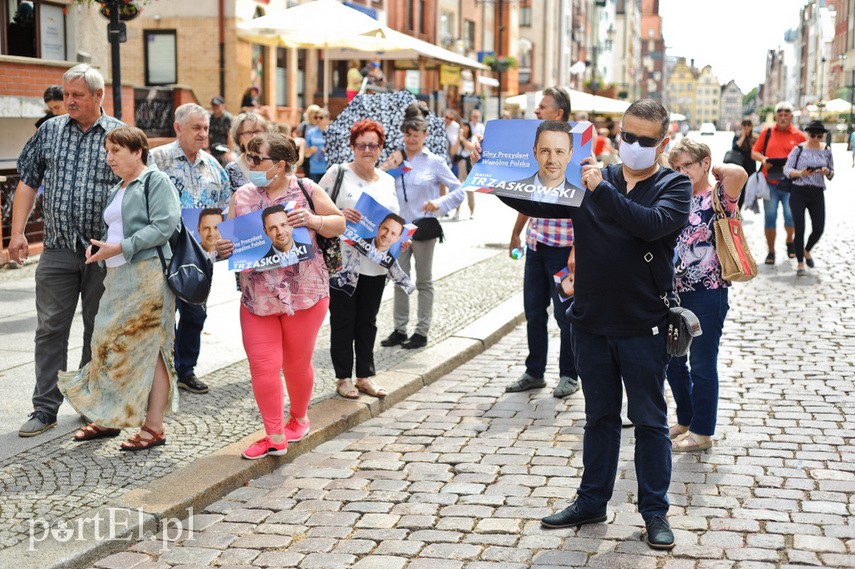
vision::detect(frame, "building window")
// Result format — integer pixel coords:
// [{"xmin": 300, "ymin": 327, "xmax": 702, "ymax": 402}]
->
[
  {"xmin": 518, "ymin": 38, "xmax": 532, "ymax": 84},
  {"xmin": 419, "ymin": 0, "xmax": 425, "ymax": 34},
  {"xmin": 407, "ymin": 0, "xmax": 414, "ymax": 32},
  {"xmin": 464, "ymin": 19, "xmax": 475, "ymax": 51},
  {"xmin": 520, "ymin": 6, "xmax": 532, "ymax": 27},
  {"xmin": 3, "ymin": 0, "xmax": 67, "ymax": 59},
  {"xmin": 144, "ymin": 30, "xmax": 178, "ymax": 86}
]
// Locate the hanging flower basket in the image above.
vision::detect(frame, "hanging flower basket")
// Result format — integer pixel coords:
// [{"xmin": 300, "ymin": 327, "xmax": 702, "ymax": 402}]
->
[
  {"xmin": 72, "ymin": 0, "xmax": 153, "ymax": 22},
  {"xmin": 483, "ymin": 55, "xmax": 518, "ymax": 73}
]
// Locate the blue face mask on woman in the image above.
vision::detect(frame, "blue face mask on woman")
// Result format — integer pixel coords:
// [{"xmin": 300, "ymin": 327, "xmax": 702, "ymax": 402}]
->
[{"xmin": 249, "ymin": 166, "xmax": 275, "ymax": 187}]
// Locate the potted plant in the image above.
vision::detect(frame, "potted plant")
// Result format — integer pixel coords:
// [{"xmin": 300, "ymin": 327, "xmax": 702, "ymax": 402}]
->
[
  {"xmin": 72, "ymin": 0, "xmax": 155, "ymax": 21},
  {"xmin": 483, "ymin": 55, "xmax": 518, "ymax": 73}
]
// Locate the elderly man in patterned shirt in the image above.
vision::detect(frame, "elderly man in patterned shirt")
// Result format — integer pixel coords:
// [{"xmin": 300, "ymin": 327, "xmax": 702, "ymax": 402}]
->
[
  {"xmin": 149, "ymin": 103, "xmax": 228, "ymax": 395},
  {"xmin": 10, "ymin": 64, "xmax": 124, "ymax": 437},
  {"xmin": 505, "ymin": 86, "xmax": 580, "ymax": 399}
]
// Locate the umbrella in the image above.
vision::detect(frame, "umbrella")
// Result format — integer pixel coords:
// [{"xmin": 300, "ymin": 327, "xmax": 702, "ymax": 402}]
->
[
  {"xmin": 237, "ymin": 0, "xmax": 387, "ymax": 107},
  {"xmin": 324, "ymin": 91, "xmax": 448, "ymax": 167}
]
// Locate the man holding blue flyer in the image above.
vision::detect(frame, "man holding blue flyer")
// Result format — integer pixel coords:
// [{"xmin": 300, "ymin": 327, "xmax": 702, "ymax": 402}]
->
[{"xmin": 487, "ymin": 98, "xmax": 692, "ymax": 550}]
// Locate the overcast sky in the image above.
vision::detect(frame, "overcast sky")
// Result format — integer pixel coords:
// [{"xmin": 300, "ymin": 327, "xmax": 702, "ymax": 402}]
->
[{"xmin": 659, "ymin": 0, "xmax": 809, "ymax": 93}]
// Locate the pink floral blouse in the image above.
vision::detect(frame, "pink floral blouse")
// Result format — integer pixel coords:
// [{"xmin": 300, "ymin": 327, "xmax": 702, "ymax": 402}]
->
[{"xmin": 232, "ymin": 177, "xmax": 329, "ymax": 317}]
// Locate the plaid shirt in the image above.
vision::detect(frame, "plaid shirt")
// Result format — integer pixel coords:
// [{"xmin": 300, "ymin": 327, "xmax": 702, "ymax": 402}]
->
[
  {"xmin": 17, "ymin": 112, "xmax": 124, "ymax": 251},
  {"xmin": 526, "ymin": 217, "xmax": 574, "ymax": 250},
  {"xmin": 149, "ymin": 141, "xmax": 229, "ymax": 208}
]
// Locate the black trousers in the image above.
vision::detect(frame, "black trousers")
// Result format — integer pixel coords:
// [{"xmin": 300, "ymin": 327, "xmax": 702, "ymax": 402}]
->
[
  {"xmin": 789, "ymin": 185, "xmax": 825, "ymax": 263},
  {"xmin": 329, "ymin": 273, "xmax": 387, "ymax": 379}
]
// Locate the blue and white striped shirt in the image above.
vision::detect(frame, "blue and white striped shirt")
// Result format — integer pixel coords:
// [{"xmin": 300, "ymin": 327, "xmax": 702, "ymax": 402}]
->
[
  {"xmin": 783, "ymin": 145, "xmax": 834, "ymax": 189},
  {"xmin": 395, "ymin": 148, "xmax": 464, "ymax": 223},
  {"xmin": 17, "ymin": 112, "xmax": 124, "ymax": 250}
]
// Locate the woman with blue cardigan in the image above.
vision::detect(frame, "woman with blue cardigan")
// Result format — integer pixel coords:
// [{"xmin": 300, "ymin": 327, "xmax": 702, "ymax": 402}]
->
[{"xmin": 60, "ymin": 126, "xmax": 181, "ymax": 452}]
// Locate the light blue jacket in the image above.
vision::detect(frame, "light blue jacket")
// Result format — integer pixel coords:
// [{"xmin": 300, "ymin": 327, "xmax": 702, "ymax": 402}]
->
[{"xmin": 103, "ymin": 167, "xmax": 181, "ymax": 264}]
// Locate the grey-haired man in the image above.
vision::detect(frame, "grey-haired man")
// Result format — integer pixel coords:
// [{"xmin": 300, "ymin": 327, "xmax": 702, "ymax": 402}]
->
[{"xmin": 11, "ymin": 64, "xmax": 124, "ymax": 436}]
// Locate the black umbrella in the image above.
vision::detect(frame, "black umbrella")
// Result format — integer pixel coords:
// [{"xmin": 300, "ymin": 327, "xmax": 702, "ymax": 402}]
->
[{"xmin": 325, "ymin": 91, "xmax": 449, "ymax": 167}]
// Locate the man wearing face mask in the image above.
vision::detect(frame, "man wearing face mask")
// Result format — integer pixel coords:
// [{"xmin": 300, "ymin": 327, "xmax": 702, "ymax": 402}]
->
[
  {"xmin": 150, "ymin": 103, "xmax": 229, "ymax": 395},
  {"xmin": 489, "ymin": 99, "xmax": 692, "ymax": 551}
]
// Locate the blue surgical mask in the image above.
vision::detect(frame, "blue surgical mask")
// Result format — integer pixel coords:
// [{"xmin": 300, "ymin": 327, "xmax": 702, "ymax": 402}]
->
[{"xmin": 249, "ymin": 167, "xmax": 274, "ymax": 187}]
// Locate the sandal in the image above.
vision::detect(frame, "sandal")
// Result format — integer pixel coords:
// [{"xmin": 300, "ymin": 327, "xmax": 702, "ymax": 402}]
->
[
  {"xmin": 786, "ymin": 242, "xmax": 796, "ymax": 259},
  {"xmin": 672, "ymin": 432, "xmax": 712, "ymax": 452},
  {"xmin": 355, "ymin": 378, "xmax": 387, "ymax": 398},
  {"xmin": 337, "ymin": 378, "xmax": 359, "ymax": 400},
  {"xmin": 668, "ymin": 424, "xmax": 688, "ymax": 440},
  {"xmin": 764, "ymin": 252, "xmax": 775, "ymax": 265},
  {"xmin": 74, "ymin": 423, "xmax": 121, "ymax": 442},
  {"xmin": 119, "ymin": 425, "xmax": 166, "ymax": 452}
]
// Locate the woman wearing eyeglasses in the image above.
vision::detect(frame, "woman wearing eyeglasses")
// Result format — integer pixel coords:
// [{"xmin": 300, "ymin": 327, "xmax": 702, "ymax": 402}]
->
[
  {"xmin": 783, "ymin": 120, "xmax": 834, "ymax": 277},
  {"xmin": 320, "ymin": 119, "xmax": 403, "ymax": 400},
  {"xmin": 666, "ymin": 138, "xmax": 747, "ymax": 452},
  {"xmin": 216, "ymin": 132, "xmax": 346, "ymax": 460},
  {"xmin": 225, "ymin": 112, "xmax": 269, "ymax": 193}
]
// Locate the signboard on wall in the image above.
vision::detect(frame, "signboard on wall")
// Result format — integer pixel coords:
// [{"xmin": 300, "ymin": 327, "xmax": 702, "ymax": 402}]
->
[
  {"xmin": 405, "ymin": 70, "xmax": 420, "ymax": 94},
  {"xmin": 440, "ymin": 65, "xmax": 461, "ymax": 87},
  {"xmin": 39, "ymin": 4, "xmax": 66, "ymax": 61}
]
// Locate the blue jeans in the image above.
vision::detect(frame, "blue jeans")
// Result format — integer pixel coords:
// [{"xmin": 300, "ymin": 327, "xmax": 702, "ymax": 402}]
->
[
  {"xmin": 763, "ymin": 183, "xmax": 794, "ymax": 230},
  {"xmin": 523, "ymin": 243, "xmax": 576, "ymax": 379},
  {"xmin": 573, "ymin": 326, "xmax": 671, "ymax": 522},
  {"xmin": 666, "ymin": 287, "xmax": 729, "ymax": 436},
  {"xmin": 174, "ymin": 298, "xmax": 207, "ymax": 378}
]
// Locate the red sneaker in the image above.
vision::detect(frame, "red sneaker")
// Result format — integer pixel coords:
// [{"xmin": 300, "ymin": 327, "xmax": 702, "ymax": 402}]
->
[
  {"xmin": 241, "ymin": 436, "xmax": 288, "ymax": 460},
  {"xmin": 284, "ymin": 417, "xmax": 310, "ymax": 442}
]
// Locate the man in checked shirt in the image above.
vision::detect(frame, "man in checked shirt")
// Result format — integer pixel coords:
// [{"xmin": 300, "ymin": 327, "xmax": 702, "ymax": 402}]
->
[{"xmin": 504, "ymin": 86, "xmax": 579, "ymax": 399}]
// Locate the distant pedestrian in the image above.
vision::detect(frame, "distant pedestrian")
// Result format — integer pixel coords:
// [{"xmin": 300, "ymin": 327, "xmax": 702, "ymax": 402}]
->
[
  {"xmin": 731, "ymin": 119, "xmax": 757, "ymax": 208},
  {"xmin": 783, "ymin": 120, "xmax": 834, "ymax": 277},
  {"xmin": 60, "ymin": 126, "xmax": 181, "ymax": 451},
  {"xmin": 491, "ymin": 98, "xmax": 692, "ymax": 550},
  {"xmin": 346, "ymin": 59, "xmax": 364, "ymax": 101},
  {"xmin": 216, "ymin": 133, "xmax": 345, "ymax": 460},
  {"xmin": 666, "ymin": 138, "xmax": 747, "ymax": 452},
  {"xmin": 849, "ymin": 130, "xmax": 855, "ymax": 167},
  {"xmin": 305, "ymin": 108, "xmax": 330, "ymax": 183},
  {"xmin": 751, "ymin": 101, "xmax": 805, "ymax": 264},
  {"xmin": 208, "ymin": 96, "xmax": 234, "ymax": 166},
  {"xmin": 149, "ymin": 103, "xmax": 229, "ymax": 395},
  {"xmin": 11, "ymin": 64, "xmax": 123, "ymax": 438},
  {"xmin": 34, "ymin": 85, "xmax": 65, "ymax": 129}
]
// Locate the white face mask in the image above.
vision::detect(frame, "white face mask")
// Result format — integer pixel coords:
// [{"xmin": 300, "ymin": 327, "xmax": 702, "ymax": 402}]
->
[{"xmin": 619, "ymin": 140, "xmax": 660, "ymax": 171}]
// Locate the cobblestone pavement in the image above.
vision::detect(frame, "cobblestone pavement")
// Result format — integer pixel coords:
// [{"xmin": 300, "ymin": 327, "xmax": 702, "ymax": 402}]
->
[
  {"xmin": 0, "ymin": 253, "xmax": 524, "ymax": 550},
  {"xmin": 86, "ymin": 173, "xmax": 855, "ymax": 567}
]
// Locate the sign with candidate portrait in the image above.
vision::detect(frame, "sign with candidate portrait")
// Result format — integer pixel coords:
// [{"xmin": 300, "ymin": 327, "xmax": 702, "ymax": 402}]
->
[
  {"xmin": 182, "ymin": 207, "xmax": 227, "ymax": 257},
  {"xmin": 217, "ymin": 201, "xmax": 315, "ymax": 272},
  {"xmin": 461, "ymin": 119, "xmax": 594, "ymax": 207},
  {"xmin": 343, "ymin": 193, "xmax": 416, "ymax": 269}
]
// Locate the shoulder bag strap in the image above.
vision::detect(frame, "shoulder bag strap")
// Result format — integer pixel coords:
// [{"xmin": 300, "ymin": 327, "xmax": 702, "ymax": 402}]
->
[
  {"xmin": 762, "ymin": 128, "xmax": 772, "ymax": 155},
  {"xmin": 331, "ymin": 164, "xmax": 345, "ymax": 204},
  {"xmin": 142, "ymin": 174, "xmax": 169, "ymax": 274},
  {"xmin": 296, "ymin": 178, "xmax": 315, "ymax": 212}
]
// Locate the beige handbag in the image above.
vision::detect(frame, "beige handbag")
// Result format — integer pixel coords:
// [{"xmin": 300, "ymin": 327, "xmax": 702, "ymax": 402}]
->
[{"xmin": 710, "ymin": 184, "xmax": 757, "ymax": 282}]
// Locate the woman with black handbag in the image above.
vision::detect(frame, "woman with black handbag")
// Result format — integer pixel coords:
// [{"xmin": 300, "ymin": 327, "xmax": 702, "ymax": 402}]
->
[
  {"xmin": 730, "ymin": 119, "xmax": 757, "ymax": 208},
  {"xmin": 321, "ymin": 120, "xmax": 405, "ymax": 400},
  {"xmin": 59, "ymin": 127, "xmax": 181, "ymax": 451},
  {"xmin": 666, "ymin": 138, "xmax": 747, "ymax": 452},
  {"xmin": 378, "ymin": 115, "xmax": 466, "ymax": 350}
]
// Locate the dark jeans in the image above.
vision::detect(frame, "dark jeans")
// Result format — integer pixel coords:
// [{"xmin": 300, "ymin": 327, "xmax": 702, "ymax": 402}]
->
[
  {"xmin": 523, "ymin": 243, "xmax": 576, "ymax": 379},
  {"xmin": 666, "ymin": 287, "xmax": 729, "ymax": 436},
  {"xmin": 789, "ymin": 185, "xmax": 825, "ymax": 263},
  {"xmin": 329, "ymin": 274, "xmax": 386, "ymax": 378},
  {"xmin": 33, "ymin": 248, "xmax": 106, "ymax": 418},
  {"xmin": 573, "ymin": 325, "xmax": 671, "ymax": 522},
  {"xmin": 174, "ymin": 298, "xmax": 207, "ymax": 379}
]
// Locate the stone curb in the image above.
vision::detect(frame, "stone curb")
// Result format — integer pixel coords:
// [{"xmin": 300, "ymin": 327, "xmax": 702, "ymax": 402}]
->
[{"xmin": 2, "ymin": 291, "xmax": 525, "ymax": 569}]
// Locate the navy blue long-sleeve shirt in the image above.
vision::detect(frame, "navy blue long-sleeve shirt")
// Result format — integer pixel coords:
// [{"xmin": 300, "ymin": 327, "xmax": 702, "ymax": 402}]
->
[{"xmin": 500, "ymin": 164, "xmax": 692, "ymax": 336}]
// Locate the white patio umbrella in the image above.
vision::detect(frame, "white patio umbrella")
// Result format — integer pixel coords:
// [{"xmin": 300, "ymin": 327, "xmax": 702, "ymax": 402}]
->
[{"xmin": 237, "ymin": 0, "xmax": 388, "ymax": 107}]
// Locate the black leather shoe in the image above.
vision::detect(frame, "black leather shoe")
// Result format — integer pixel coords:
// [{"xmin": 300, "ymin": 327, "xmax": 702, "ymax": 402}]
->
[
  {"xmin": 380, "ymin": 330, "xmax": 408, "ymax": 347},
  {"xmin": 645, "ymin": 515, "xmax": 675, "ymax": 550},
  {"xmin": 541, "ymin": 501, "xmax": 607, "ymax": 529},
  {"xmin": 401, "ymin": 333, "xmax": 428, "ymax": 349},
  {"xmin": 178, "ymin": 374, "xmax": 209, "ymax": 394},
  {"xmin": 506, "ymin": 372, "xmax": 546, "ymax": 393}
]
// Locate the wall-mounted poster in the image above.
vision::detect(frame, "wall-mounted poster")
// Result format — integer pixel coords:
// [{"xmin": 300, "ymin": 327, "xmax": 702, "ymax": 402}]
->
[{"xmin": 39, "ymin": 3, "xmax": 66, "ymax": 61}]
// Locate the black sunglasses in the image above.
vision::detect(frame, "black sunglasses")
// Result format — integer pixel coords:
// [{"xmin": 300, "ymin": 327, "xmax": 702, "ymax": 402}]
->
[
  {"xmin": 808, "ymin": 132, "xmax": 824, "ymax": 139},
  {"xmin": 246, "ymin": 153, "xmax": 274, "ymax": 166},
  {"xmin": 620, "ymin": 130, "xmax": 662, "ymax": 148}
]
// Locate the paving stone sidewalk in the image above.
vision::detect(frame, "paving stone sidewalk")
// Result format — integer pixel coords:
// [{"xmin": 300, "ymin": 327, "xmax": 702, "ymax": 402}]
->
[
  {"xmin": 0, "ymin": 253, "xmax": 524, "ymax": 551},
  {"xmin": 85, "ymin": 171, "xmax": 855, "ymax": 568}
]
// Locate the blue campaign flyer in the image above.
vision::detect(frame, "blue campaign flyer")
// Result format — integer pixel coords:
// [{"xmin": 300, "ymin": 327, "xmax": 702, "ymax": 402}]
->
[
  {"xmin": 182, "ymin": 208, "xmax": 226, "ymax": 256},
  {"xmin": 217, "ymin": 201, "xmax": 315, "ymax": 272},
  {"xmin": 343, "ymin": 193, "xmax": 415, "ymax": 269},
  {"xmin": 461, "ymin": 119, "xmax": 594, "ymax": 207},
  {"xmin": 553, "ymin": 266, "xmax": 574, "ymax": 302}
]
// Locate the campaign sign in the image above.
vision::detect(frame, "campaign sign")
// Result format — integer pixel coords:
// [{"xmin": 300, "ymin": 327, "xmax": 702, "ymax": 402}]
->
[
  {"xmin": 461, "ymin": 119, "xmax": 594, "ymax": 207},
  {"xmin": 553, "ymin": 266, "xmax": 574, "ymax": 302},
  {"xmin": 182, "ymin": 208, "xmax": 227, "ymax": 257},
  {"xmin": 217, "ymin": 201, "xmax": 315, "ymax": 272},
  {"xmin": 343, "ymin": 193, "xmax": 416, "ymax": 269}
]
